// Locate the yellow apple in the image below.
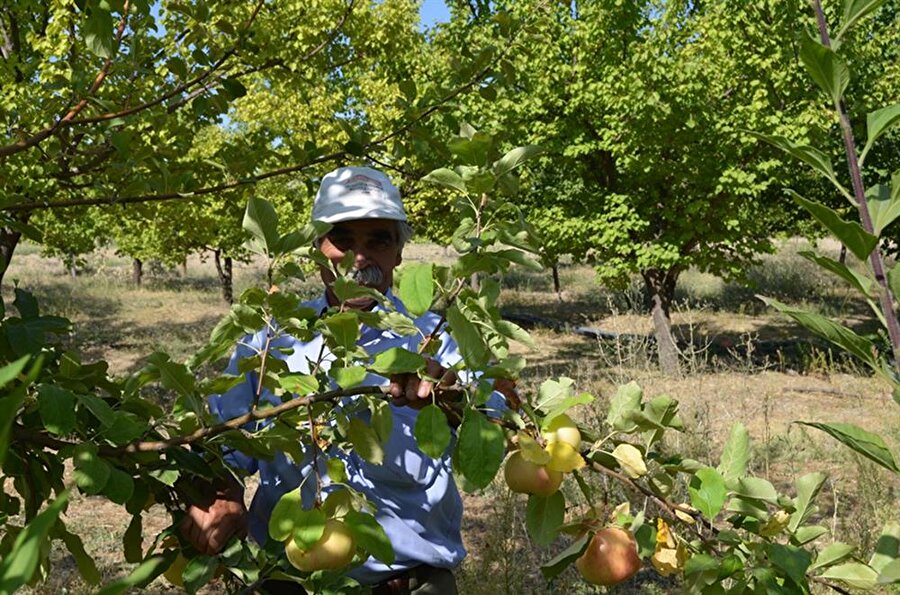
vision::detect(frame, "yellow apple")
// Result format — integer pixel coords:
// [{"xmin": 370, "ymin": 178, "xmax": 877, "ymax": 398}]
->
[
  {"xmin": 542, "ymin": 414, "xmax": 581, "ymax": 449},
  {"xmin": 503, "ymin": 450, "xmax": 563, "ymax": 496},
  {"xmin": 575, "ymin": 527, "xmax": 642, "ymax": 586},
  {"xmin": 285, "ymin": 519, "xmax": 356, "ymax": 572}
]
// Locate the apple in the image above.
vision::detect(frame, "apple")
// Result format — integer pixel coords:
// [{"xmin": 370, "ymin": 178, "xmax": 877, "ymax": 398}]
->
[
  {"xmin": 542, "ymin": 414, "xmax": 581, "ymax": 448},
  {"xmin": 575, "ymin": 527, "xmax": 642, "ymax": 586},
  {"xmin": 285, "ymin": 519, "xmax": 356, "ymax": 572},
  {"xmin": 503, "ymin": 450, "xmax": 563, "ymax": 496}
]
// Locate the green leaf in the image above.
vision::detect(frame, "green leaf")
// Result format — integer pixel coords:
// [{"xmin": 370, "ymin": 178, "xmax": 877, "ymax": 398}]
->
[
  {"xmin": 797, "ymin": 422, "xmax": 899, "ymax": 473},
  {"xmin": 790, "ymin": 193, "xmax": 878, "ymax": 261},
  {"xmin": 789, "ymin": 472, "xmax": 828, "ymax": 532},
  {"xmin": 0, "ymin": 355, "xmax": 28, "ymax": 390},
  {"xmin": 606, "ymin": 382, "xmax": 642, "ymax": 432},
  {"xmin": 84, "ymin": 7, "xmax": 115, "ymax": 59},
  {"xmin": 0, "ymin": 386, "xmax": 26, "ymax": 467},
  {"xmin": 278, "ymin": 373, "xmax": 319, "ymax": 395},
  {"xmin": 820, "ymin": 562, "xmax": 879, "ymax": 589},
  {"xmin": 345, "ymin": 510, "xmax": 394, "ymax": 565},
  {"xmin": 456, "ymin": 409, "xmax": 505, "ymax": 489},
  {"xmin": 422, "ymin": 168, "xmax": 467, "ymax": 194},
  {"xmin": 525, "ymin": 491, "xmax": 565, "ymax": 546},
  {"xmin": 73, "ymin": 443, "xmax": 112, "ymax": 495},
  {"xmin": 37, "ymin": 385, "xmax": 77, "ymax": 435},
  {"xmin": 369, "ymin": 348, "xmax": 425, "ymax": 376},
  {"xmin": 865, "ymin": 184, "xmax": 900, "ymax": 236},
  {"xmin": 878, "ymin": 559, "xmax": 900, "ymax": 585},
  {"xmin": 243, "ymin": 197, "xmax": 280, "ymax": 254},
  {"xmin": 324, "ymin": 311, "xmax": 359, "ymax": 352},
  {"xmin": 348, "ymin": 417, "xmax": 384, "ymax": 465},
  {"xmin": 493, "ymin": 145, "xmax": 543, "ymax": 178},
  {"xmin": 799, "ymin": 251, "xmax": 874, "ymax": 297},
  {"xmin": 94, "ymin": 552, "xmax": 175, "ymax": 595},
  {"xmin": 689, "ymin": 467, "xmax": 727, "ymax": 520},
  {"xmin": 148, "ymin": 353, "xmax": 196, "ymax": 396},
  {"xmin": 268, "ymin": 487, "xmax": 304, "ymax": 542},
  {"xmin": 861, "ymin": 103, "xmax": 900, "ymax": 164},
  {"xmin": 732, "ymin": 477, "xmax": 778, "ymax": 504},
  {"xmin": 535, "ymin": 377, "xmax": 575, "ymax": 412},
  {"xmin": 123, "ymin": 514, "xmax": 143, "ymax": 563},
  {"xmin": 414, "ymin": 405, "xmax": 451, "ymax": 459},
  {"xmin": 718, "ymin": 422, "xmax": 750, "ymax": 483},
  {"xmin": 398, "ymin": 262, "xmax": 433, "ymax": 317},
  {"xmin": 540, "ymin": 533, "xmax": 589, "ymax": 580},
  {"xmin": 793, "ymin": 525, "xmax": 829, "ymax": 545},
  {"xmin": 870, "ymin": 522, "xmax": 899, "ymax": 573},
  {"xmin": 0, "ymin": 491, "xmax": 68, "ymax": 593},
  {"xmin": 59, "ymin": 526, "xmax": 101, "ymax": 584},
  {"xmin": 220, "ymin": 78, "xmax": 247, "ymax": 100},
  {"xmin": 748, "ymin": 133, "xmax": 835, "ymax": 182},
  {"xmin": 331, "ymin": 365, "xmax": 367, "ymax": 390},
  {"xmin": 811, "ymin": 542, "xmax": 856, "ymax": 570},
  {"xmin": 102, "ymin": 468, "xmax": 135, "ymax": 505},
  {"xmin": 837, "ymin": 0, "xmax": 885, "ymax": 40},
  {"xmin": 290, "ymin": 510, "xmax": 327, "ymax": 552},
  {"xmin": 759, "ymin": 296, "xmax": 878, "ymax": 368},
  {"xmin": 800, "ymin": 36, "xmax": 850, "ymax": 105},
  {"xmin": 183, "ymin": 555, "xmax": 218, "ymax": 594},
  {"xmin": 446, "ymin": 303, "xmax": 490, "ymax": 369},
  {"xmin": 767, "ymin": 543, "xmax": 812, "ymax": 586}
]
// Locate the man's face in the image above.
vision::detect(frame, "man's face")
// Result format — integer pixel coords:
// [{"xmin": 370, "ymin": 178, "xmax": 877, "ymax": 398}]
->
[{"xmin": 318, "ymin": 218, "xmax": 403, "ymax": 309}]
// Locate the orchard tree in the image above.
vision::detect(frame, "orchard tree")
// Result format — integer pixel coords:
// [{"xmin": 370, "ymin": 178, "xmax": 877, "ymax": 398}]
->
[{"xmin": 426, "ymin": 0, "xmax": 853, "ymax": 374}]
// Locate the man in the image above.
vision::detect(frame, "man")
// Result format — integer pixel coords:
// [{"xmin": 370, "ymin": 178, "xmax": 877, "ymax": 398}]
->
[{"xmin": 182, "ymin": 166, "xmax": 493, "ymax": 594}]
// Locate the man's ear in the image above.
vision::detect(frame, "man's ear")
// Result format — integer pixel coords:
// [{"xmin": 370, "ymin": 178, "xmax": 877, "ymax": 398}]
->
[{"xmin": 395, "ymin": 250, "xmax": 403, "ymax": 267}]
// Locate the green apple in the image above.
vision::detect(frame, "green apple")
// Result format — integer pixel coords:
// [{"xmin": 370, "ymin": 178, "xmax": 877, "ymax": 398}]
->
[{"xmin": 285, "ymin": 519, "xmax": 356, "ymax": 572}]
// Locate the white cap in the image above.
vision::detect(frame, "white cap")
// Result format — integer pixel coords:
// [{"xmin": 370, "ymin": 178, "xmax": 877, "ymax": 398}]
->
[{"xmin": 312, "ymin": 166, "xmax": 407, "ymax": 224}]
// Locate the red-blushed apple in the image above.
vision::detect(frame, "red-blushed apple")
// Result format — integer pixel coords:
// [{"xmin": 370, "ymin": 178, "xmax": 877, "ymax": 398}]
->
[
  {"xmin": 285, "ymin": 519, "xmax": 356, "ymax": 572},
  {"xmin": 504, "ymin": 450, "xmax": 563, "ymax": 496},
  {"xmin": 542, "ymin": 414, "xmax": 582, "ymax": 448},
  {"xmin": 575, "ymin": 527, "xmax": 642, "ymax": 586}
]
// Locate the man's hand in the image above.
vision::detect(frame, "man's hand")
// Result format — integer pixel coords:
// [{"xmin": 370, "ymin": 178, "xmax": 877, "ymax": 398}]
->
[
  {"xmin": 179, "ymin": 483, "xmax": 248, "ymax": 555},
  {"xmin": 389, "ymin": 358, "xmax": 459, "ymax": 409}
]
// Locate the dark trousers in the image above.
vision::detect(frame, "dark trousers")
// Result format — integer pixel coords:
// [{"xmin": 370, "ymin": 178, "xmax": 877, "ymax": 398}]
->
[{"xmin": 259, "ymin": 565, "xmax": 457, "ymax": 595}]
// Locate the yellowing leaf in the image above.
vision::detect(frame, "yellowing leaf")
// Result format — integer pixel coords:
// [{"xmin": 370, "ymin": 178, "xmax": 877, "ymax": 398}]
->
[
  {"xmin": 612, "ymin": 443, "xmax": 647, "ymax": 478},
  {"xmin": 519, "ymin": 433, "xmax": 551, "ymax": 465},
  {"xmin": 609, "ymin": 501, "xmax": 631, "ymax": 522},
  {"xmin": 656, "ymin": 518, "xmax": 676, "ymax": 548},
  {"xmin": 760, "ymin": 510, "xmax": 791, "ymax": 537},
  {"xmin": 544, "ymin": 441, "xmax": 585, "ymax": 473},
  {"xmin": 651, "ymin": 541, "xmax": 689, "ymax": 576}
]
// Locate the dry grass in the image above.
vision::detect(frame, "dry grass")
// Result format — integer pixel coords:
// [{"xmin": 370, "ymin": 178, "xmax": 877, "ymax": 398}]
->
[{"xmin": 4, "ymin": 239, "xmax": 899, "ymax": 594}]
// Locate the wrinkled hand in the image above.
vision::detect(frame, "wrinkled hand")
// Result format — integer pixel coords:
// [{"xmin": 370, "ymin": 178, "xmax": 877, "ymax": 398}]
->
[
  {"xmin": 389, "ymin": 358, "xmax": 459, "ymax": 409},
  {"xmin": 179, "ymin": 483, "xmax": 248, "ymax": 555}
]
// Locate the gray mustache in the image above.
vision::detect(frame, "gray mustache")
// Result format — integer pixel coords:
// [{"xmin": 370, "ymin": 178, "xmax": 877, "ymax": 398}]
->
[{"xmin": 349, "ymin": 266, "xmax": 384, "ymax": 286}]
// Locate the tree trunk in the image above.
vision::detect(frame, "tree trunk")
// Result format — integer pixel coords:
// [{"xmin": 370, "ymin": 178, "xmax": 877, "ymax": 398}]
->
[
  {"xmin": 470, "ymin": 272, "xmax": 480, "ymax": 292},
  {"xmin": 641, "ymin": 267, "xmax": 681, "ymax": 376},
  {"xmin": 181, "ymin": 257, "xmax": 188, "ymax": 277},
  {"xmin": 213, "ymin": 249, "xmax": 233, "ymax": 304},
  {"xmin": 0, "ymin": 226, "xmax": 22, "ymax": 285},
  {"xmin": 551, "ymin": 263, "xmax": 561, "ymax": 301},
  {"xmin": 132, "ymin": 258, "xmax": 143, "ymax": 287},
  {"xmin": 838, "ymin": 244, "xmax": 847, "ymax": 265}
]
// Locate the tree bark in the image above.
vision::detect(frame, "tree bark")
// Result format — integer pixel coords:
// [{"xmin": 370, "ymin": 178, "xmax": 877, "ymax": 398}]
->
[
  {"xmin": 132, "ymin": 258, "xmax": 143, "ymax": 287},
  {"xmin": 213, "ymin": 249, "xmax": 233, "ymax": 304},
  {"xmin": 641, "ymin": 267, "xmax": 681, "ymax": 376},
  {"xmin": 552, "ymin": 263, "xmax": 561, "ymax": 301},
  {"xmin": 0, "ymin": 226, "xmax": 23, "ymax": 285},
  {"xmin": 181, "ymin": 257, "xmax": 188, "ymax": 277}
]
